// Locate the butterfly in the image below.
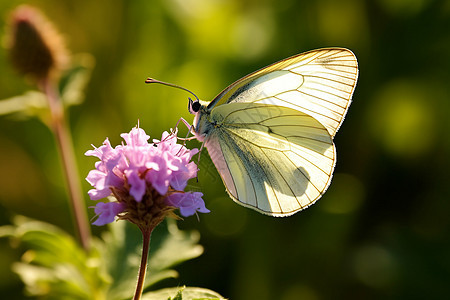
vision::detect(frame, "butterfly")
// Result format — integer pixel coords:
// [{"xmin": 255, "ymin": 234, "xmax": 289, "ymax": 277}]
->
[{"xmin": 148, "ymin": 48, "xmax": 358, "ymax": 217}]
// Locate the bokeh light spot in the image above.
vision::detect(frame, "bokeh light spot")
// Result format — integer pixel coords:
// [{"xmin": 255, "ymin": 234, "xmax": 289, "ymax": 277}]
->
[
  {"xmin": 368, "ymin": 80, "xmax": 437, "ymax": 159},
  {"xmin": 231, "ymin": 9, "xmax": 274, "ymax": 60},
  {"xmin": 353, "ymin": 244, "xmax": 398, "ymax": 288}
]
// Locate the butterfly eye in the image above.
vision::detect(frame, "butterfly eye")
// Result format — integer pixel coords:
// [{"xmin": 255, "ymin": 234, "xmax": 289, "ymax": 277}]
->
[
  {"xmin": 192, "ymin": 101, "xmax": 201, "ymax": 112},
  {"xmin": 188, "ymin": 97, "xmax": 201, "ymax": 114}
]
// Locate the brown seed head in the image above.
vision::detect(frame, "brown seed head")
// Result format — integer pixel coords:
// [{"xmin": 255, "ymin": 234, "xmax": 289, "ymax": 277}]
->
[
  {"xmin": 111, "ymin": 180, "xmax": 180, "ymax": 232},
  {"xmin": 5, "ymin": 5, "xmax": 69, "ymax": 82}
]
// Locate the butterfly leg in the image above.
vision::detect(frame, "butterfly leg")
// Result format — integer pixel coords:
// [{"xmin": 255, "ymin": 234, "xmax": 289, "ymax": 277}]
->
[
  {"xmin": 172, "ymin": 117, "xmax": 198, "ymax": 142},
  {"xmin": 173, "ymin": 118, "xmax": 206, "ymax": 170}
]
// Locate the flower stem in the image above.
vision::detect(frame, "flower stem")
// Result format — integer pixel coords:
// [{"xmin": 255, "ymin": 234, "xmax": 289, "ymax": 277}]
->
[
  {"xmin": 134, "ymin": 228, "xmax": 152, "ymax": 300},
  {"xmin": 42, "ymin": 78, "xmax": 91, "ymax": 251}
]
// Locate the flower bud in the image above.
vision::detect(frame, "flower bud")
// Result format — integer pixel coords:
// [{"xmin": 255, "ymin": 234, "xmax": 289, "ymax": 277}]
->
[{"xmin": 5, "ymin": 5, "xmax": 69, "ymax": 82}]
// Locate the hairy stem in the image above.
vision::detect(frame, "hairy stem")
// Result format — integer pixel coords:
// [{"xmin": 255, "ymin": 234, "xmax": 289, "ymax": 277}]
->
[
  {"xmin": 42, "ymin": 78, "xmax": 91, "ymax": 250},
  {"xmin": 134, "ymin": 228, "xmax": 152, "ymax": 300}
]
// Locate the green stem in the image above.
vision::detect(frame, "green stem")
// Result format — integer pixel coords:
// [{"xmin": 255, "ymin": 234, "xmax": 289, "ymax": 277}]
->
[
  {"xmin": 134, "ymin": 228, "xmax": 152, "ymax": 300},
  {"xmin": 42, "ymin": 78, "xmax": 91, "ymax": 251}
]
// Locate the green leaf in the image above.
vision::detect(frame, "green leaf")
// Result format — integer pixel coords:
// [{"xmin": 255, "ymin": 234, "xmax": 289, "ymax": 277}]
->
[
  {"xmin": 1, "ymin": 216, "xmax": 109, "ymax": 300},
  {"xmin": 147, "ymin": 219, "xmax": 204, "ymax": 276},
  {"xmin": 59, "ymin": 53, "xmax": 95, "ymax": 107},
  {"xmin": 0, "ymin": 90, "xmax": 48, "ymax": 119},
  {"xmin": 0, "ymin": 216, "xmax": 210, "ymax": 300},
  {"xmin": 141, "ymin": 286, "xmax": 226, "ymax": 300}
]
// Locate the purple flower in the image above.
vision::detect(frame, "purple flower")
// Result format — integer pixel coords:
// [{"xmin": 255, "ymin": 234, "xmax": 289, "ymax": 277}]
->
[{"xmin": 85, "ymin": 125, "xmax": 209, "ymax": 227}]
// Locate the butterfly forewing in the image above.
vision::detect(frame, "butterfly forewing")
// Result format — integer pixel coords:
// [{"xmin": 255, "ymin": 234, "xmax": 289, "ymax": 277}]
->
[
  {"xmin": 205, "ymin": 103, "xmax": 336, "ymax": 216},
  {"xmin": 209, "ymin": 48, "xmax": 358, "ymax": 137}
]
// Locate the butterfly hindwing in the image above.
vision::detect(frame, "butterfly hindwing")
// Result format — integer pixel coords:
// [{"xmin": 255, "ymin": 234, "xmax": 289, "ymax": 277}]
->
[{"xmin": 204, "ymin": 103, "xmax": 336, "ymax": 216}]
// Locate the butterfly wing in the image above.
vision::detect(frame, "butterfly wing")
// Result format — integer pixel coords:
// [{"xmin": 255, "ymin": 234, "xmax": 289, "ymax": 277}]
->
[
  {"xmin": 208, "ymin": 48, "xmax": 358, "ymax": 137},
  {"xmin": 204, "ymin": 102, "xmax": 335, "ymax": 216}
]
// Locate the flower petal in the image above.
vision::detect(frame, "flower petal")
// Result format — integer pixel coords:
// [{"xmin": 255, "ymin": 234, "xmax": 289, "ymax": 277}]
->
[
  {"xmin": 121, "ymin": 127, "xmax": 150, "ymax": 147},
  {"xmin": 87, "ymin": 188, "xmax": 111, "ymax": 201},
  {"xmin": 86, "ymin": 169, "xmax": 105, "ymax": 187},
  {"xmin": 170, "ymin": 161, "xmax": 198, "ymax": 191},
  {"xmin": 166, "ymin": 192, "xmax": 209, "ymax": 217},
  {"xmin": 126, "ymin": 169, "xmax": 146, "ymax": 202},
  {"xmin": 145, "ymin": 154, "xmax": 171, "ymax": 195},
  {"xmin": 92, "ymin": 202, "xmax": 125, "ymax": 226},
  {"xmin": 145, "ymin": 169, "xmax": 170, "ymax": 195}
]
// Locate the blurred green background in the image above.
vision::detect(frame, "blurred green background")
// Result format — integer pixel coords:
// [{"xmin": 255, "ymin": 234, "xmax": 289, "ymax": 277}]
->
[{"xmin": 1, "ymin": 0, "xmax": 450, "ymax": 299}]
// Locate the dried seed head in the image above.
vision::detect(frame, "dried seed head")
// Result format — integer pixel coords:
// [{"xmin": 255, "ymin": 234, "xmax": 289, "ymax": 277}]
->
[{"xmin": 5, "ymin": 5, "xmax": 69, "ymax": 82}]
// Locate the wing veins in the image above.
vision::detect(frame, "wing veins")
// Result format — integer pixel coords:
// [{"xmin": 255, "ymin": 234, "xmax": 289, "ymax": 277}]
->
[
  {"xmin": 300, "ymin": 63, "xmax": 357, "ymax": 73},
  {"xmin": 314, "ymin": 49, "xmax": 350, "ymax": 58},
  {"xmin": 244, "ymin": 141, "xmax": 284, "ymax": 212},
  {"xmin": 229, "ymin": 89, "xmax": 348, "ymax": 117},
  {"xmin": 301, "ymin": 71, "xmax": 357, "ymax": 82},
  {"xmin": 215, "ymin": 135, "xmax": 240, "ymax": 200},
  {"xmin": 299, "ymin": 74, "xmax": 357, "ymax": 95},
  {"xmin": 282, "ymin": 142, "xmax": 333, "ymax": 176},
  {"xmin": 283, "ymin": 49, "xmax": 351, "ymax": 69},
  {"xmin": 258, "ymin": 113, "xmax": 324, "ymax": 123},
  {"xmin": 282, "ymin": 148, "xmax": 332, "ymax": 197},
  {"xmin": 281, "ymin": 151, "xmax": 323, "ymax": 199},
  {"xmin": 264, "ymin": 122, "xmax": 328, "ymax": 131},
  {"xmin": 263, "ymin": 87, "xmax": 350, "ymax": 112},
  {"xmin": 259, "ymin": 147, "xmax": 304, "ymax": 211},
  {"xmin": 223, "ymin": 126, "xmax": 333, "ymax": 178},
  {"xmin": 303, "ymin": 50, "xmax": 356, "ymax": 63},
  {"xmin": 303, "ymin": 73, "xmax": 356, "ymax": 87},
  {"xmin": 225, "ymin": 124, "xmax": 332, "ymax": 147},
  {"xmin": 293, "ymin": 91, "xmax": 345, "ymax": 120},
  {"xmin": 300, "ymin": 85, "xmax": 351, "ymax": 102},
  {"xmin": 220, "ymin": 133, "xmax": 259, "ymax": 209},
  {"xmin": 272, "ymin": 95, "xmax": 342, "ymax": 122}
]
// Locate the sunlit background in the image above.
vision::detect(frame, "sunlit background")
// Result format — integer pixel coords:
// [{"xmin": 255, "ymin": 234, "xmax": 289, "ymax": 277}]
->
[{"xmin": 1, "ymin": 0, "xmax": 450, "ymax": 299}]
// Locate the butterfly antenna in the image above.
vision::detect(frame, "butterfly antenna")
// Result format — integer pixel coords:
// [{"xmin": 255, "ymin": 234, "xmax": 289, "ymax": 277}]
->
[{"xmin": 145, "ymin": 78, "xmax": 200, "ymax": 103}]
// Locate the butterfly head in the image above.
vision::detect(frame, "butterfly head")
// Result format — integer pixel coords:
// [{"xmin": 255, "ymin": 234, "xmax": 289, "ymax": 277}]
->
[
  {"xmin": 188, "ymin": 97, "xmax": 210, "ymax": 115},
  {"xmin": 187, "ymin": 97, "xmax": 213, "ymax": 142},
  {"xmin": 188, "ymin": 97, "xmax": 201, "ymax": 114}
]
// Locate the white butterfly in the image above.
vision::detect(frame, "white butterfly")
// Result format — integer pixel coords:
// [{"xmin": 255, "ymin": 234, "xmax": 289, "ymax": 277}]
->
[{"xmin": 149, "ymin": 48, "xmax": 358, "ymax": 217}]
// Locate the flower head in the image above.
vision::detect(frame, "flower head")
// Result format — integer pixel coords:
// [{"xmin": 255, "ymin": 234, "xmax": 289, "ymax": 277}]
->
[{"xmin": 85, "ymin": 125, "xmax": 209, "ymax": 229}]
